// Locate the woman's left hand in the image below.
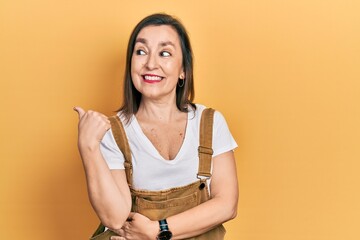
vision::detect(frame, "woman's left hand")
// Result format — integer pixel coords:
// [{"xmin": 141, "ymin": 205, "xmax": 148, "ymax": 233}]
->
[{"xmin": 110, "ymin": 212, "xmax": 158, "ymax": 240}]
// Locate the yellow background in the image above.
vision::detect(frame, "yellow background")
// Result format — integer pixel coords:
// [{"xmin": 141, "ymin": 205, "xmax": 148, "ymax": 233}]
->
[{"xmin": 1, "ymin": 0, "xmax": 359, "ymax": 239}]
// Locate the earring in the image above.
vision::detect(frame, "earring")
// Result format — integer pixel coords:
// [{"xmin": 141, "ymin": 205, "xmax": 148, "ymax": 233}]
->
[{"xmin": 178, "ymin": 78, "xmax": 185, "ymax": 88}]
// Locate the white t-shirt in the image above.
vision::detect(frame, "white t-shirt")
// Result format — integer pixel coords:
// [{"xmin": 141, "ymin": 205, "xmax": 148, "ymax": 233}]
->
[{"xmin": 100, "ymin": 104, "xmax": 237, "ymax": 191}]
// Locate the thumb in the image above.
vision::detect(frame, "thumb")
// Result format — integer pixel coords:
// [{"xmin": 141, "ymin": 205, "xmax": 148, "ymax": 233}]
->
[{"xmin": 73, "ymin": 106, "xmax": 85, "ymax": 119}]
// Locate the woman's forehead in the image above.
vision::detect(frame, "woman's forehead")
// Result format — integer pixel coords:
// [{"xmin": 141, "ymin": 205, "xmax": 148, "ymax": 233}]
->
[{"xmin": 136, "ymin": 25, "xmax": 180, "ymax": 47}]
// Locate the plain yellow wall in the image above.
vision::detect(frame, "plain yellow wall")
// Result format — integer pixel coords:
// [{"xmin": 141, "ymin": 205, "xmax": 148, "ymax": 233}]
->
[{"xmin": 1, "ymin": 0, "xmax": 359, "ymax": 239}]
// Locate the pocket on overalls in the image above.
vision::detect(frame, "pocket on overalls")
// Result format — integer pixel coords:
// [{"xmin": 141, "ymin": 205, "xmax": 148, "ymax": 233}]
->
[{"xmin": 135, "ymin": 191, "xmax": 198, "ymax": 220}]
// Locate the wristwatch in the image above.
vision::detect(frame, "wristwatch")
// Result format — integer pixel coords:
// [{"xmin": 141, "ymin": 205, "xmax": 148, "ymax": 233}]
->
[{"xmin": 157, "ymin": 219, "xmax": 173, "ymax": 240}]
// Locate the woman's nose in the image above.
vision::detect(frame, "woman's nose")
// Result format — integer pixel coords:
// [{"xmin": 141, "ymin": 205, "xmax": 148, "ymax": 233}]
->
[{"xmin": 145, "ymin": 53, "xmax": 158, "ymax": 70}]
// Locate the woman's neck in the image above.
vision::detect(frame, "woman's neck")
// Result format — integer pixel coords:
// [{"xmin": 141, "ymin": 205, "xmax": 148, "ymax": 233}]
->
[{"xmin": 136, "ymin": 100, "xmax": 182, "ymax": 123}]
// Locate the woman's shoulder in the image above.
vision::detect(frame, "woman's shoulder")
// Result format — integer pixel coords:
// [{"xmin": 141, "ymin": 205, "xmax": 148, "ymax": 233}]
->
[
  {"xmin": 192, "ymin": 103, "xmax": 223, "ymax": 118},
  {"xmin": 192, "ymin": 104, "xmax": 229, "ymax": 128},
  {"xmin": 188, "ymin": 103, "xmax": 205, "ymax": 121},
  {"xmin": 191, "ymin": 103, "xmax": 208, "ymax": 115}
]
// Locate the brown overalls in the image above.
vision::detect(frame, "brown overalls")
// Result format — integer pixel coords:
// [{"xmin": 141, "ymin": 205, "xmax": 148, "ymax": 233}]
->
[{"xmin": 90, "ymin": 108, "xmax": 225, "ymax": 240}]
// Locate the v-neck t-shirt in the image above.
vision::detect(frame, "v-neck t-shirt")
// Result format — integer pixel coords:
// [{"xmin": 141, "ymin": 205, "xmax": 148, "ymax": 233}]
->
[{"xmin": 100, "ymin": 104, "xmax": 237, "ymax": 191}]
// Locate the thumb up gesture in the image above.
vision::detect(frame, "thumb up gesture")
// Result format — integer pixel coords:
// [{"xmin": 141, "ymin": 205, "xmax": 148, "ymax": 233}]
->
[{"xmin": 74, "ymin": 107, "xmax": 111, "ymax": 151}]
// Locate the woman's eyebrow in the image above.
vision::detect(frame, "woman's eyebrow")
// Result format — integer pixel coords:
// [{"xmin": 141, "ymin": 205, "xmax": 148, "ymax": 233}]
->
[
  {"xmin": 135, "ymin": 38, "xmax": 176, "ymax": 48},
  {"xmin": 135, "ymin": 38, "xmax": 147, "ymax": 44},
  {"xmin": 160, "ymin": 41, "xmax": 176, "ymax": 48}
]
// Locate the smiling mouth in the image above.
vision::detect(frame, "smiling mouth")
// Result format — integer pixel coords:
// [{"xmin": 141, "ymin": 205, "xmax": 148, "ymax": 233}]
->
[{"xmin": 142, "ymin": 74, "xmax": 164, "ymax": 83}]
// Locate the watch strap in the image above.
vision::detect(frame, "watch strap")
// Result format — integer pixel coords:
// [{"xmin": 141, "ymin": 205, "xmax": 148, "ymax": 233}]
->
[{"xmin": 159, "ymin": 219, "xmax": 169, "ymax": 231}]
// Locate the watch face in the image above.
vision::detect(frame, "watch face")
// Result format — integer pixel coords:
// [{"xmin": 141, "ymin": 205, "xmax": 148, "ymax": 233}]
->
[{"xmin": 157, "ymin": 230, "xmax": 173, "ymax": 240}]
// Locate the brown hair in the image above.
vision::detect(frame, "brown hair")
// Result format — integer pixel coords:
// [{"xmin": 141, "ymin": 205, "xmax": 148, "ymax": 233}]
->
[{"xmin": 119, "ymin": 13, "xmax": 196, "ymax": 121}]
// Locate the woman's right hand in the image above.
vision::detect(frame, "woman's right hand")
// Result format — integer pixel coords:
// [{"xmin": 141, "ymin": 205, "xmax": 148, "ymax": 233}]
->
[{"xmin": 74, "ymin": 107, "xmax": 111, "ymax": 152}]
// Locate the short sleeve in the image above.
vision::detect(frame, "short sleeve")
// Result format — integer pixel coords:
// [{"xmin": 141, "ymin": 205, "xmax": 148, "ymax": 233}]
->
[
  {"xmin": 100, "ymin": 129, "xmax": 125, "ymax": 169},
  {"xmin": 212, "ymin": 111, "xmax": 238, "ymax": 157}
]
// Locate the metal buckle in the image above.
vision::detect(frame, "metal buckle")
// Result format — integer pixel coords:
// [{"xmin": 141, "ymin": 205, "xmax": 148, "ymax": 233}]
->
[{"xmin": 197, "ymin": 173, "xmax": 212, "ymax": 180}]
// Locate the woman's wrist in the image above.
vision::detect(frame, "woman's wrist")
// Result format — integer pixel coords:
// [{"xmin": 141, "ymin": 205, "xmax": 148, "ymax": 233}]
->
[
  {"xmin": 150, "ymin": 220, "xmax": 159, "ymax": 240},
  {"xmin": 78, "ymin": 141, "xmax": 101, "ymax": 157},
  {"xmin": 78, "ymin": 139, "xmax": 100, "ymax": 152}
]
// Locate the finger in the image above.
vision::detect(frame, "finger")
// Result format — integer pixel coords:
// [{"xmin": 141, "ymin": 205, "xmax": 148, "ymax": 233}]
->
[
  {"xmin": 73, "ymin": 106, "xmax": 85, "ymax": 119},
  {"xmin": 123, "ymin": 222, "xmax": 130, "ymax": 231},
  {"xmin": 118, "ymin": 228, "xmax": 125, "ymax": 236},
  {"xmin": 127, "ymin": 212, "xmax": 136, "ymax": 221},
  {"xmin": 110, "ymin": 237, "xmax": 125, "ymax": 240},
  {"xmin": 104, "ymin": 121, "xmax": 111, "ymax": 132},
  {"xmin": 103, "ymin": 117, "xmax": 111, "ymax": 129}
]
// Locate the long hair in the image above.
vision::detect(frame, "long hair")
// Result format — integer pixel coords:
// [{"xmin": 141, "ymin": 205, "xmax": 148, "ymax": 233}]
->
[{"xmin": 119, "ymin": 13, "xmax": 196, "ymax": 121}]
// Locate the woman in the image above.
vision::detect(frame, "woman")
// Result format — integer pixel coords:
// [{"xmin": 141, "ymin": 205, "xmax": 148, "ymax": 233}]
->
[{"xmin": 74, "ymin": 13, "xmax": 238, "ymax": 240}]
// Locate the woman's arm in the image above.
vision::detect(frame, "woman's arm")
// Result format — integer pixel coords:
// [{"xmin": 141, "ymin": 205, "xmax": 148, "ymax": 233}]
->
[
  {"xmin": 167, "ymin": 150, "xmax": 238, "ymax": 239},
  {"xmin": 74, "ymin": 107, "xmax": 131, "ymax": 230},
  {"xmin": 113, "ymin": 150, "xmax": 238, "ymax": 240}
]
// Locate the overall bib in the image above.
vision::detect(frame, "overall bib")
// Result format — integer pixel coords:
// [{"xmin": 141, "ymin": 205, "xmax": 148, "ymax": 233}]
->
[{"xmin": 91, "ymin": 108, "xmax": 225, "ymax": 240}]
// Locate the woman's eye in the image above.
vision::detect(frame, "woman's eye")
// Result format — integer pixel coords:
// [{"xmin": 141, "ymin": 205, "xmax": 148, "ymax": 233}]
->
[
  {"xmin": 160, "ymin": 51, "xmax": 171, "ymax": 57},
  {"xmin": 135, "ymin": 49, "xmax": 146, "ymax": 55}
]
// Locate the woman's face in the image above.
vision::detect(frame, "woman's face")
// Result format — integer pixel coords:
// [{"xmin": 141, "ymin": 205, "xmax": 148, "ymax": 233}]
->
[{"xmin": 131, "ymin": 25, "xmax": 184, "ymax": 103}]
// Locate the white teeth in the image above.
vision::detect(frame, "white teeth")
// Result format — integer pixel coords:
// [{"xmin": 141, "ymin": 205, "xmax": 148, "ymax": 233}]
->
[{"xmin": 144, "ymin": 75, "xmax": 162, "ymax": 81}]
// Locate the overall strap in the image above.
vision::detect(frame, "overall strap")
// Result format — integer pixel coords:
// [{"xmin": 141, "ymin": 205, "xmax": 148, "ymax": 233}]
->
[
  {"xmin": 198, "ymin": 108, "xmax": 215, "ymax": 179},
  {"xmin": 108, "ymin": 116, "xmax": 133, "ymax": 187}
]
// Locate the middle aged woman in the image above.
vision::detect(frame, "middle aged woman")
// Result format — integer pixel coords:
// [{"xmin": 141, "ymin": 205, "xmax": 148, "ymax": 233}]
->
[{"xmin": 75, "ymin": 13, "xmax": 238, "ymax": 240}]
